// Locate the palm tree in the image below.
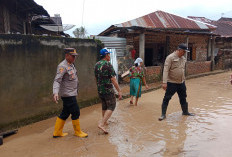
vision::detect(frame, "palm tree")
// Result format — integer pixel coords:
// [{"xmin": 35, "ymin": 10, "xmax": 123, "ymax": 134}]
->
[{"xmin": 73, "ymin": 26, "xmax": 87, "ymax": 38}]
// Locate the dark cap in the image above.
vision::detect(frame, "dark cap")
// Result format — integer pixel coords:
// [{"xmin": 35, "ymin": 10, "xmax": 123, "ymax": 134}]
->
[
  {"xmin": 178, "ymin": 43, "xmax": 190, "ymax": 52},
  {"xmin": 64, "ymin": 48, "xmax": 78, "ymax": 56}
]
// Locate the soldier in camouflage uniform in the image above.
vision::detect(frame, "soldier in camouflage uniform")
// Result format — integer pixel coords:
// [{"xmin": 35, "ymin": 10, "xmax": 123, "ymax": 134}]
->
[
  {"xmin": 52, "ymin": 48, "xmax": 88, "ymax": 138},
  {"xmin": 94, "ymin": 48, "xmax": 122, "ymax": 134}
]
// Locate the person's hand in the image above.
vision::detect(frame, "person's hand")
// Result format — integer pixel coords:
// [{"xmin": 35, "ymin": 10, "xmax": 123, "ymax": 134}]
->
[
  {"xmin": 145, "ymin": 85, "xmax": 149, "ymax": 89},
  {"xmin": 118, "ymin": 91, "xmax": 122, "ymax": 100},
  {"xmin": 162, "ymin": 83, "xmax": 167, "ymax": 90},
  {"xmin": 53, "ymin": 93, "xmax": 59, "ymax": 104}
]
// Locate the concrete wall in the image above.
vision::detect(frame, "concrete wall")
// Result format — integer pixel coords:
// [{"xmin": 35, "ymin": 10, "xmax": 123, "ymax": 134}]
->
[{"xmin": 0, "ymin": 34, "xmax": 100, "ymax": 131}]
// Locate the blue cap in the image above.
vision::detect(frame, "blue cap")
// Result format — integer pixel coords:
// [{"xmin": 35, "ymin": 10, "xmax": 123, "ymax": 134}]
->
[{"xmin": 100, "ymin": 48, "xmax": 112, "ymax": 56}]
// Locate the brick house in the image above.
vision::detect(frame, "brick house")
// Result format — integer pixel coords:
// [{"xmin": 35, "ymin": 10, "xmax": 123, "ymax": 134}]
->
[
  {"xmin": 189, "ymin": 16, "xmax": 232, "ymax": 70},
  {"xmin": 99, "ymin": 10, "xmax": 217, "ymax": 82}
]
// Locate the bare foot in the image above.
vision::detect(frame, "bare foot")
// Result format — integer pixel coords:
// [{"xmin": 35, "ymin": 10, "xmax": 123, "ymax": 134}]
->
[
  {"xmin": 98, "ymin": 124, "xmax": 108, "ymax": 134},
  {"xmin": 130, "ymin": 100, "xmax": 133, "ymax": 105}
]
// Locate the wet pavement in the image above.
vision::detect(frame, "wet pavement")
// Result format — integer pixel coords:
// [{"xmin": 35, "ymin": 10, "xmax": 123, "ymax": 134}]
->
[{"xmin": 1, "ymin": 71, "xmax": 232, "ymax": 157}]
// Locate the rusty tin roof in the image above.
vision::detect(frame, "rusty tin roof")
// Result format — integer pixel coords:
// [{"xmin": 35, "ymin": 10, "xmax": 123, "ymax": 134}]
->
[
  {"xmin": 189, "ymin": 16, "xmax": 232, "ymax": 37},
  {"xmin": 115, "ymin": 10, "xmax": 216, "ymax": 31}
]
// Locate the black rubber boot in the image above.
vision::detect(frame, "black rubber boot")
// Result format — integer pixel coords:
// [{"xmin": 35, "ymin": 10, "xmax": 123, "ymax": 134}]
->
[
  {"xmin": 182, "ymin": 112, "xmax": 195, "ymax": 116},
  {"xmin": 158, "ymin": 115, "xmax": 166, "ymax": 121},
  {"xmin": 158, "ymin": 104, "xmax": 167, "ymax": 121},
  {"xmin": 0, "ymin": 136, "xmax": 3, "ymax": 145},
  {"xmin": 182, "ymin": 102, "xmax": 195, "ymax": 116}
]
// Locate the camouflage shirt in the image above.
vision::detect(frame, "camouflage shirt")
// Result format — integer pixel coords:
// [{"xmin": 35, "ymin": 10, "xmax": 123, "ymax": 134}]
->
[{"xmin": 94, "ymin": 60, "xmax": 116, "ymax": 96}]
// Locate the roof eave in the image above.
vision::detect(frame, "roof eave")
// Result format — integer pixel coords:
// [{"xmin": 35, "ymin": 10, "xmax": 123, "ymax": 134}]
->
[{"xmin": 100, "ymin": 25, "xmax": 218, "ymax": 36}]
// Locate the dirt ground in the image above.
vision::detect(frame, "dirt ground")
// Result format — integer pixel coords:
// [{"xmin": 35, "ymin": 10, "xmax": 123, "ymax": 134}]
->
[{"xmin": 1, "ymin": 71, "xmax": 232, "ymax": 157}]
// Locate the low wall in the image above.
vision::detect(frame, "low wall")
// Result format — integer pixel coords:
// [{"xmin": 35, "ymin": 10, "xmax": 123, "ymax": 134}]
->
[
  {"xmin": 0, "ymin": 34, "xmax": 100, "ymax": 131},
  {"xmin": 186, "ymin": 61, "xmax": 211, "ymax": 75},
  {"xmin": 145, "ymin": 66, "xmax": 162, "ymax": 83},
  {"xmin": 121, "ymin": 66, "xmax": 162, "ymax": 84}
]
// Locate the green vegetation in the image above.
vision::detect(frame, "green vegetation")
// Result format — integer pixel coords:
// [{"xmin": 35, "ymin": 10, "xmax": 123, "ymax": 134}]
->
[{"xmin": 73, "ymin": 26, "xmax": 88, "ymax": 39}]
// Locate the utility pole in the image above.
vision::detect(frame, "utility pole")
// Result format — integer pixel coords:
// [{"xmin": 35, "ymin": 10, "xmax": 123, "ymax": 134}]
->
[{"xmin": 82, "ymin": 0, "xmax": 85, "ymax": 26}]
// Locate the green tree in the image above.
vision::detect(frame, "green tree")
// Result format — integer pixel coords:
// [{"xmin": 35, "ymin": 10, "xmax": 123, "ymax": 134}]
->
[{"xmin": 73, "ymin": 26, "xmax": 87, "ymax": 38}]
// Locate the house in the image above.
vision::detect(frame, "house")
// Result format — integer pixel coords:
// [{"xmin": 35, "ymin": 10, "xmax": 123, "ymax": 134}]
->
[
  {"xmin": 188, "ymin": 16, "xmax": 232, "ymax": 69},
  {"xmin": 0, "ymin": 0, "xmax": 66, "ymax": 36},
  {"xmin": 99, "ymin": 10, "xmax": 217, "ymax": 79},
  {"xmin": 31, "ymin": 14, "xmax": 68, "ymax": 36}
]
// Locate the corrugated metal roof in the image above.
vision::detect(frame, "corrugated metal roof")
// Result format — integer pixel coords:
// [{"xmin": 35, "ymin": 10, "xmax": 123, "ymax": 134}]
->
[
  {"xmin": 214, "ymin": 21, "xmax": 232, "ymax": 37},
  {"xmin": 94, "ymin": 36, "xmax": 127, "ymax": 57},
  {"xmin": 115, "ymin": 10, "xmax": 216, "ymax": 31},
  {"xmin": 218, "ymin": 17, "xmax": 232, "ymax": 22},
  {"xmin": 188, "ymin": 16, "xmax": 232, "ymax": 37},
  {"xmin": 187, "ymin": 16, "xmax": 214, "ymax": 24}
]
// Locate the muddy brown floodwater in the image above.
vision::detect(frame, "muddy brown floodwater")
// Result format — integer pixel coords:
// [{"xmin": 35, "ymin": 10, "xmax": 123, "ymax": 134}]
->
[{"xmin": 1, "ymin": 72, "xmax": 232, "ymax": 157}]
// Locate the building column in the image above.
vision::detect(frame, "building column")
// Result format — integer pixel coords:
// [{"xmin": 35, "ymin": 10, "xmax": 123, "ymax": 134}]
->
[
  {"xmin": 139, "ymin": 33, "xmax": 145, "ymax": 61},
  {"xmin": 185, "ymin": 36, "xmax": 189, "ymax": 75},
  {"xmin": 211, "ymin": 37, "xmax": 215, "ymax": 71},
  {"xmin": 23, "ymin": 22, "xmax": 26, "ymax": 35},
  {"xmin": 185, "ymin": 36, "xmax": 189, "ymax": 59},
  {"xmin": 3, "ymin": 6, "xmax": 10, "ymax": 33},
  {"xmin": 207, "ymin": 37, "xmax": 211, "ymax": 60},
  {"xmin": 165, "ymin": 36, "xmax": 170, "ymax": 59}
]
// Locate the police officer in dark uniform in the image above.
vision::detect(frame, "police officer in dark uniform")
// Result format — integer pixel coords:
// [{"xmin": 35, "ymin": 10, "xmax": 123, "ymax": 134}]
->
[{"xmin": 52, "ymin": 48, "xmax": 88, "ymax": 138}]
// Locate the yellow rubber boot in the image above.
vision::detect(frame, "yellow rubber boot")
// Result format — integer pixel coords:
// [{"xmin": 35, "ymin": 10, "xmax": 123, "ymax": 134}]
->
[
  {"xmin": 53, "ymin": 117, "xmax": 68, "ymax": 138},
  {"xmin": 72, "ymin": 119, "xmax": 88, "ymax": 138}
]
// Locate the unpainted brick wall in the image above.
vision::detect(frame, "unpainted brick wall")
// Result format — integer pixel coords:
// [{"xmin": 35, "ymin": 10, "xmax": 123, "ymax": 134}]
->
[
  {"xmin": 215, "ymin": 38, "xmax": 232, "ymax": 69},
  {"xmin": 122, "ymin": 33, "xmax": 211, "ymax": 78},
  {"xmin": 145, "ymin": 66, "xmax": 162, "ymax": 83},
  {"xmin": 186, "ymin": 61, "xmax": 211, "ymax": 75},
  {"xmin": 189, "ymin": 36, "xmax": 208, "ymax": 61}
]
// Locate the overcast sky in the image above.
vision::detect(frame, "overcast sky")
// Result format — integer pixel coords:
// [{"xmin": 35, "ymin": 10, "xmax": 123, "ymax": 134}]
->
[{"xmin": 35, "ymin": 0, "xmax": 232, "ymax": 37}]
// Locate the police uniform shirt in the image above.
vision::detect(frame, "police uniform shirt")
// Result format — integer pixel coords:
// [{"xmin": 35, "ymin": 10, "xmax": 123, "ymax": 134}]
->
[
  {"xmin": 53, "ymin": 59, "xmax": 78, "ymax": 97},
  {"xmin": 163, "ymin": 51, "xmax": 186, "ymax": 84}
]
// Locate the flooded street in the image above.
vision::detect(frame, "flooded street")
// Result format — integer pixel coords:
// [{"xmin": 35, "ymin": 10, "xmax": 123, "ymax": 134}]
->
[{"xmin": 1, "ymin": 72, "xmax": 232, "ymax": 157}]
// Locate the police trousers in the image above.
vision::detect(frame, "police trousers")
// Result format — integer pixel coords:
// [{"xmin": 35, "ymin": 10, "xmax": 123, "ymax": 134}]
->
[
  {"xmin": 59, "ymin": 96, "xmax": 80, "ymax": 120},
  {"xmin": 161, "ymin": 82, "xmax": 188, "ymax": 115}
]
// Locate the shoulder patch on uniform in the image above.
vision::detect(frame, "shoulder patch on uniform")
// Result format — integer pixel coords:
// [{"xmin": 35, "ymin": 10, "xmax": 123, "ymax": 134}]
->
[{"xmin": 59, "ymin": 67, "xmax": 64, "ymax": 73}]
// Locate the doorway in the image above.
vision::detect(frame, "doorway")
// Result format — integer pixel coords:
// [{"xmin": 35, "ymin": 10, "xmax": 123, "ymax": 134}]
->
[{"xmin": 145, "ymin": 48, "xmax": 153, "ymax": 66}]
